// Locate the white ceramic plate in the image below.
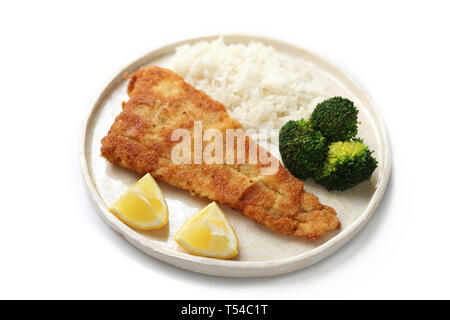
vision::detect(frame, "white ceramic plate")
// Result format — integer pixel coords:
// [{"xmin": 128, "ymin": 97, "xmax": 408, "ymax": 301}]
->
[{"xmin": 80, "ymin": 34, "xmax": 391, "ymax": 277}]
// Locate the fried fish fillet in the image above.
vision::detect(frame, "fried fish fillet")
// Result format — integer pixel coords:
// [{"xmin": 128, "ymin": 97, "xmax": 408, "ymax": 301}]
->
[{"xmin": 101, "ymin": 66, "xmax": 340, "ymax": 239}]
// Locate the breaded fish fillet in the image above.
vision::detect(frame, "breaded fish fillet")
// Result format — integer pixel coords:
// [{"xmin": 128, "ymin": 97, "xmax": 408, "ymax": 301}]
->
[{"xmin": 101, "ymin": 66, "xmax": 340, "ymax": 239}]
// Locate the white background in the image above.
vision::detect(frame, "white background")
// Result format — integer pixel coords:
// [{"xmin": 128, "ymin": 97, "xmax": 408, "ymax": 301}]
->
[{"xmin": 0, "ymin": 0, "xmax": 449, "ymax": 299}]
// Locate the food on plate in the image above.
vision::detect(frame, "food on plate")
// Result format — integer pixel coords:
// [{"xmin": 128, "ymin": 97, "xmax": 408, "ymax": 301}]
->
[
  {"xmin": 174, "ymin": 202, "xmax": 238, "ymax": 259},
  {"xmin": 279, "ymin": 119, "xmax": 328, "ymax": 179},
  {"xmin": 101, "ymin": 66, "xmax": 340, "ymax": 239},
  {"xmin": 169, "ymin": 38, "xmax": 327, "ymax": 134},
  {"xmin": 310, "ymin": 97, "xmax": 359, "ymax": 142},
  {"xmin": 314, "ymin": 139, "xmax": 378, "ymax": 191},
  {"xmin": 109, "ymin": 173, "xmax": 168, "ymax": 230}
]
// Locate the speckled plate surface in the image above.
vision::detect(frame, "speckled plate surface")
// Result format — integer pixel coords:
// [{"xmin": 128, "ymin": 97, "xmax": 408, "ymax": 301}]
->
[{"xmin": 80, "ymin": 34, "xmax": 391, "ymax": 277}]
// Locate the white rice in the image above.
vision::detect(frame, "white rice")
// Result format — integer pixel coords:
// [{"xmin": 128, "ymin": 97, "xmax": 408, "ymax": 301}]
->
[{"xmin": 168, "ymin": 38, "xmax": 327, "ymax": 133}]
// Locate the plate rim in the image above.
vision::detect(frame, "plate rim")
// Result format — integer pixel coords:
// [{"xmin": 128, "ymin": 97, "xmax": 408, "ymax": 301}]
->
[{"xmin": 80, "ymin": 34, "xmax": 392, "ymax": 277}]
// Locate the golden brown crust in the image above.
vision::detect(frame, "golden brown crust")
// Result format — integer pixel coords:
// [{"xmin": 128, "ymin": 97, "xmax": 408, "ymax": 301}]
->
[{"xmin": 101, "ymin": 66, "xmax": 340, "ymax": 239}]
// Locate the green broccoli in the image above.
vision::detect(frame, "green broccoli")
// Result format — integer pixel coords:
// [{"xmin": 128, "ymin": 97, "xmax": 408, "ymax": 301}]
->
[
  {"xmin": 279, "ymin": 119, "xmax": 329, "ymax": 179},
  {"xmin": 314, "ymin": 139, "xmax": 378, "ymax": 191},
  {"xmin": 310, "ymin": 97, "xmax": 359, "ymax": 142}
]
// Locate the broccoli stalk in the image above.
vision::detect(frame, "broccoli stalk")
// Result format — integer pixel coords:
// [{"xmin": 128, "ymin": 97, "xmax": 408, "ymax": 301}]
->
[
  {"xmin": 279, "ymin": 120, "xmax": 329, "ymax": 179},
  {"xmin": 314, "ymin": 139, "xmax": 378, "ymax": 191},
  {"xmin": 310, "ymin": 97, "xmax": 358, "ymax": 142}
]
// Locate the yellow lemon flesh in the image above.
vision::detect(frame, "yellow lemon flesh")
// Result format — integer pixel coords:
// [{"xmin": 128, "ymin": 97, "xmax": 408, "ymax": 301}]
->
[
  {"xmin": 175, "ymin": 202, "xmax": 239, "ymax": 259},
  {"xmin": 109, "ymin": 173, "xmax": 168, "ymax": 230}
]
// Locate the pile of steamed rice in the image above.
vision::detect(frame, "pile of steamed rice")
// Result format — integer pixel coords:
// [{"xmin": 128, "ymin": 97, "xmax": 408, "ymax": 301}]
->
[{"xmin": 168, "ymin": 38, "xmax": 327, "ymax": 155}]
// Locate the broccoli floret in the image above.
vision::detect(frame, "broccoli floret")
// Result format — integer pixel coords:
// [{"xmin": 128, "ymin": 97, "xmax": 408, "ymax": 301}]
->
[
  {"xmin": 310, "ymin": 97, "xmax": 359, "ymax": 142},
  {"xmin": 314, "ymin": 139, "xmax": 378, "ymax": 191},
  {"xmin": 279, "ymin": 119, "xmax": 329, "ymax": 179}
]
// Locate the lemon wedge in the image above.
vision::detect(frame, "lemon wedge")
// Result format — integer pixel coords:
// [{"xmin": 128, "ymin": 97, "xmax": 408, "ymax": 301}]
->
[
  {"xmin": 175, "ymin": 202, "xmax": 239, "ymax": 259},
  {"xmin": 109, "ymin": 173, "xmax": 168, "ymax": 230}
]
